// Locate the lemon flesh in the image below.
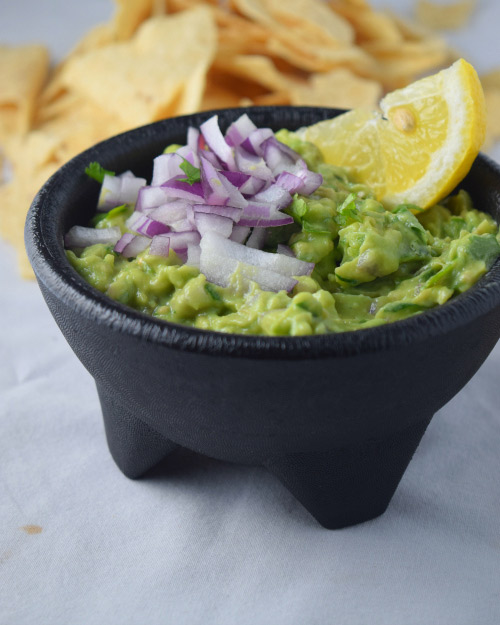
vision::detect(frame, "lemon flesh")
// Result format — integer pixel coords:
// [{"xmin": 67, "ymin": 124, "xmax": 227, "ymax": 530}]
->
[{"xmin": 297, "ymin": 59, "xmax": 486, "ymax": 210}]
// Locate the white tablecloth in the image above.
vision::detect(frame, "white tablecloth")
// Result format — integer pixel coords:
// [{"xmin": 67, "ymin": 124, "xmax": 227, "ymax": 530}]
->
[{"xmin": 1, "ymin": 2, "xmax": 500, "ymax": 623}]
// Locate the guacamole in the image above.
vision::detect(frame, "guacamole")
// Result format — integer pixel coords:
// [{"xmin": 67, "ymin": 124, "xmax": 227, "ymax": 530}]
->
[{"xmin": 66, "ymin": 128, "xmax": 500, "ymax": 336}]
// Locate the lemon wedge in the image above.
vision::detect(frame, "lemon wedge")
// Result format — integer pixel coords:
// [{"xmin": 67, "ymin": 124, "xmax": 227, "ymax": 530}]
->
[{"xmin": 297, "ymin": 59, "xmax": 486, "ymax": 209}]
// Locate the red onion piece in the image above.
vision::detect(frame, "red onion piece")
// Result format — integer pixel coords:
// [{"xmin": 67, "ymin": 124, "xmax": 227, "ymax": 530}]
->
[
  {"xmin": 194, "ymin": 213, "xmax": 234, "ymax": 238},
  {"xmin": 136, "ymin": 186, "xmax": 171, "ymax": 212},
  {"xmin": 65, "ymin": 225, "xmax": 122, "ymax": 248},
  {"xmin": 186, "ymin": 244, "xmax": 201, "ymax": 267},
  {"xmin": 224, "ymin": 113, "xmax": 258, "ymax": 147},
  {"xmin": 149, "ymin": 200, "xmax": 190, "ymax": 225},
  {"xmin": 193, "ymin": 203, "xmax": 242, "ymax": 222},
  {"xmin": 114, "ymin": 233, "xmax": 150, "ymax": 258},
  {"xmin": 240, "ymin": 128, "xmax": 274, "ymax": 156},
  {"xmin": 150, "ymin": 234, "xmax": 170, "ymax": 257},
  {"xmin": 200, "ymin": 155, "xmax": 230, "ymax": 206},
  {"xmin": 200, "ymin": 115, "xmax": 235, "ymax": 168},
  {"xmin": 126, "ymin": 211, "xmax": 170, "ymax": 237},
  {"xmin": 201, "ymin": 231, "xmax": 312, "ymax": 278},
  {"xmin": 98, "ymin": 172, "xmax": 146, "ymax": 211},
  {"xmin": 161, "ymin": 178, "xmax": 204, "ymax": 202},
  {"xmin": 230, "ymin": 225, "xmax": 251, "ymax": 244},
  {"xmin": 151, "ymin": 153, "xmax": 183, "ymax": 186},
  {"xmin": 246, "ymin": 227, "xmax": 267, "ymax": 250}
]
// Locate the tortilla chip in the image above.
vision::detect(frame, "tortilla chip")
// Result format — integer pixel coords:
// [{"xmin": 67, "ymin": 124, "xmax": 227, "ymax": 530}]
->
[
  {"xmin": 113, "ymin": 0, "xmax": 156, "ymax": 40},
  {"xmin": 60, "ymin": 7, "xmax": 217, "ymax": 126},
  {"xmin": 0, "ymin": 45, "xmax": 50, "ymax": 140},
  {"xmin": 290, "ymin": 68, "xmax": 382, "ymax": 110},
  {"xmin": 416, "ymin": 0, "xmax": 478, "ymax": 31},
  {"xmin": 213, "ymin": 55, "xmax": 289, "ymax": 92}
]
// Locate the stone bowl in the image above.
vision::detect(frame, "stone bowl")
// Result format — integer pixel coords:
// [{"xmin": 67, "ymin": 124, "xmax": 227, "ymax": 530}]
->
[{"xmin": 25, "ymin": 106, "xmax": 500, "ymax": 528}]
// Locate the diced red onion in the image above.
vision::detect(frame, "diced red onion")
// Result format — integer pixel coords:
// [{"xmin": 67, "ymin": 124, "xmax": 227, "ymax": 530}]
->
[
  {"xmin": 224, "ymin": 113, "xmax": 258, "ymax": 147},
  {"xmin": 65, "ymin": 225, "xmax": 122, "ymax": 248},
  {"xmin": 200, "ymin": 155, "xmax": 230, "ymax": 206},
  {"xmin": 98, "ymin": 172, "xmax": 146, "ymax": 211},
  {"xmin": 194, "ymin": 213, "xmax": 234, "ymax": 238},
  {"xmin": 192, "ymin": 203, "xmax": 242, "ymax": 222},
  {"xmin": 201, "ymin": 231, "xmax": 312, "ymax": 278},
  {"xmin": 136, "ymin": 186, "xmax": 171, "ymax": 212},
  {"xmin": 200, "ymin": 115, "xmax": 235, "ymax": 168},
  {"xmin": 177, "ymin": 145, "xmax": 200, "ymax": 169},
  {"xmin": 114, "ymin": 233, "xmax": 150, "ymax": 258},
  {"xmin": 240, "ymin": 128, "xmax": 274, "ymax": 156},
  {"xmin": 186, "ymin": 244, "xmax": 201, "ymax": 267},
  {"xmin": 126, "ymin": 211, "xmax": 170, "ymax": 237},
  {"xmin": 230, "ymin": 225, "xmax": 251, "ymax": 244},
  {"xmin": 276, "ymin": 244, "xmax": 295, "ymax": 257},
  {"xmin": 246, "ymin": 227, "xmax": 267, "ymax": 250},
  {"xmin": 161, "ymin": 178, "xmax": 204, "ymax": 202},
  {"xmin": 150, "ymin": 234, "xmax": 170, "ymax": 257},
  {"xmin": 200, "ymin": 245, "xmax": 297, "ymax": 293},
  {"xmin": 218, "ymin": 173, "xmax": 248, "ymax": 209},
  {"xmin": 187, "ymin": 127, "xmax": 200, "ymax": 153},
  {"xmin": 151, "ymin": 153, "xmax": 183, "ymax": 186},
  {"xmin": 252, "ymin": 184, "xmax": 292, "ymax": 210},
  {"xmin": 149, "ymin": 200, "xmax": 190, "ymax": 225},
  {"xmin": 234, "ymin": 146, "xmax": 274, "ymax": 181},
  {"xmin": 275, "ymin": 171, "xmax": 305, "ymax": 194}
]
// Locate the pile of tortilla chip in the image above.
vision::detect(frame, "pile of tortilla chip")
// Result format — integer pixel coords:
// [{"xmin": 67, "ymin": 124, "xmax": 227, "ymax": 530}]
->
[{"xmin": 0, "ymin": 0, "xmax": 493, "ymax": 277}]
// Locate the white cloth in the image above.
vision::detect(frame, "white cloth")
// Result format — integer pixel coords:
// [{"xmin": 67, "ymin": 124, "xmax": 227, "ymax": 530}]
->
[{"xmin": 1, "ymin": 1, "xmax": 500, "ymax": 623}]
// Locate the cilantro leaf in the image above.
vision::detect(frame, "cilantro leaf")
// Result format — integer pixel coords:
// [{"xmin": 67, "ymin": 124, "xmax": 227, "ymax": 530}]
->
[
  {"xmin": 178, "ymin": 158, "xmax": 201, "ymax": 185},
  {"xmin": 85, "ymin": 162, "xmax": 115, "ymax": 183}
]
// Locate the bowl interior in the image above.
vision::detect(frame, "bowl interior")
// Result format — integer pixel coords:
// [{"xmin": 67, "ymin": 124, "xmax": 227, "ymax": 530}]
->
[{"xmin": 26, "ymin": 105, "xmax": 500, "ymax": 357}]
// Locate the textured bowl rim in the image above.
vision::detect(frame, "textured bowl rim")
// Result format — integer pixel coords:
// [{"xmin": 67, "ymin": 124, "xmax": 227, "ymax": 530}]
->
[{"xmin": 25, "ymin": 106, "xmax": 500, "ymax": 359}]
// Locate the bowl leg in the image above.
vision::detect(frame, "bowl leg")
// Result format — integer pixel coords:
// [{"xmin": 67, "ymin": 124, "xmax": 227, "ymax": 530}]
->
[
  {"xmin": 264, "ymin": 415, "xmax": 433, "ymax": 529},
  {"xmin": 96, "ymin": 382, "xmax": 178, "ymax": 479}
]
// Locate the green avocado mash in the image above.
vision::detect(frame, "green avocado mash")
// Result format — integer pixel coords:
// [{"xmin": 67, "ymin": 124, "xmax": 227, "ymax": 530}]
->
[{"xmin": 67, "ymin": 130, "xmax": 500, "ymax": 336}]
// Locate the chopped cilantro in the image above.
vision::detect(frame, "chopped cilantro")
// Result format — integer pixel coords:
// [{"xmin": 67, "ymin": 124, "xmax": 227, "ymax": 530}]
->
[
  {"xmin": 85, "ymin": 162, "xmax": 115, "ymax": 183},
  {"xmin": 178, "ymin": 158, "xmax": 201, "ymax": 185},
  {"xmin": 205, "ymin": 283, "xmax": 222, "ymax": 301}
]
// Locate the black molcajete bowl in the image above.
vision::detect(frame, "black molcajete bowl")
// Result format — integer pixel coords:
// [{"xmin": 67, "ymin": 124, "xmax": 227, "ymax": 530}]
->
[{"xmin": 25, "ymin": 106, "xmax": 500, "ymax": 529}]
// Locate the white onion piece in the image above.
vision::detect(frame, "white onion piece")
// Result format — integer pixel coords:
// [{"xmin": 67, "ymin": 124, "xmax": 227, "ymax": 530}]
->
[
  {"xmin": 120, "ymin": 172, "xmax": 147, "ymax": 205},
  {"xmin": 201, "ymin": 231, "xmax": 312, "ymax": 277},
  {"xmin": 65, "ymin": 225, "xmax": 122, "ymax": 248},
  {"xmin": 194, "ymin": 213, "xmax": 233, "ymax": 238},
  {"xmin": 200, "ymin": 249, "xmax": 297, "ymax": 293},
  {"xmin": 115, "ymin": 233, "xmax": 150, "ymax": 258},
  {"xmin": 246, "ymin": 227, "xmax": 267, "ymax": 249}
]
